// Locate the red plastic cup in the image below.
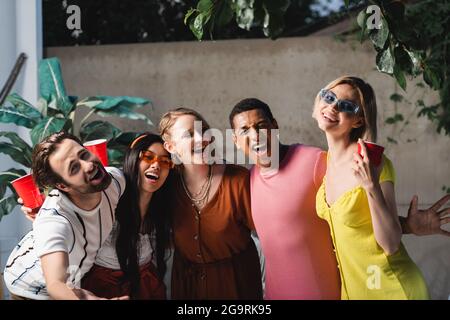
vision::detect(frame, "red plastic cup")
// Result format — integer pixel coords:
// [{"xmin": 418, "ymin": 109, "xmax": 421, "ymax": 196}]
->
[
  {"xmin": 11, "ymin": 174, "xmax": 45, "ymax": 212},
  {"xmin": 84, "ymin": 139, "xmax": 108, "ymax": 166},
  {"xmin": 358, "ymin": 141, "xmax": 385, "ymax": 167}
]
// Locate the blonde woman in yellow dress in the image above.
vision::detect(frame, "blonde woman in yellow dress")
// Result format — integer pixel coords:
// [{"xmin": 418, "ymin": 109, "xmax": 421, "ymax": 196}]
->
[{"xmin": 313, "ymin": 76, "xmax": 429, "ymax": 300}]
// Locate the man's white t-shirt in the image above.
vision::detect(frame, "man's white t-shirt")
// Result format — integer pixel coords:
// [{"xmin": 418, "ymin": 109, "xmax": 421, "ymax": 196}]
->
[{"xmin": 3, "ymin": 167, "xmax": 125, "ymax": 300}]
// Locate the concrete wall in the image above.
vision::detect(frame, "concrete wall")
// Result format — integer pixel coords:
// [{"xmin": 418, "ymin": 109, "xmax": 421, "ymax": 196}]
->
[{"xmin": 46, "ymin": 37, "xmax": 450, "ymax": 299}]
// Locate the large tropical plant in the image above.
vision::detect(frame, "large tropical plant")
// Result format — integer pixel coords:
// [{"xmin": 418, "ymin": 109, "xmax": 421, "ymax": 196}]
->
[{"xmin": 0, "ymin": 57, "xmax": 152, "ymax": 221}]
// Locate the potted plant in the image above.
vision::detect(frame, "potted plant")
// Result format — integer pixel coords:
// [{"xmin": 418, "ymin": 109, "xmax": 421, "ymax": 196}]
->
[{"xmin": 0, "ymin": 57, "xmax": 152, "ymax": 221}]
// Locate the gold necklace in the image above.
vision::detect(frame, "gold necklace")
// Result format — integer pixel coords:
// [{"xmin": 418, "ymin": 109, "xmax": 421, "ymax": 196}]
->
[{"xmin": 180, "ymin": 165, "xmax": 213, "ymax": 211}]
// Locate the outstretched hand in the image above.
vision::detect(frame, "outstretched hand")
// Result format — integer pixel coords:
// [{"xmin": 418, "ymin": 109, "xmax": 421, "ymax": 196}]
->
[{"xmin": 405, "ymin": 194, "xmax": 450, "ymax": 236}]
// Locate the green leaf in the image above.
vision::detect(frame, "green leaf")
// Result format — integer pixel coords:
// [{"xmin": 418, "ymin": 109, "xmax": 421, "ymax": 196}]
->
[
  {"xmin": 356, "ymin": 9, "xmax": 367, "ymax": 29},
  {"xmin": 236, "ymin": 7, "xmax": 254, "ymax": 30},
  {"xmin": 0, "ymin": 142, "xmax": 32, "ymax": 167},
  {"xmin": 0, "ymin": 106, "xmax": 38, "ymax": 128},
  {"xmin": 0, "ymin": 132, "xmax": 33, "ymax": 161},
  {"xmin": 95, "ymin": 106, "xmax": 153, "ymax": 126},
  {"xmin": 344, "ymin": 0, "xmax": 350, "ymax": 7},
  {"xmin": 42, "ymin": 94, "xmax": 74, "ymax": 117},
  {"xmin": 81, "ymin": 96, "xmax": 150, "ymax": 111},
  {"xmin": 376, "ymin": 48, "xmax": 395, "ymax": 75},
  {"xmin": 76, "ymin": 97, "xmax": 104, "ymax": 109},
  {"xmin": 39, "ymin": 58, "xmax": 73, "ymax": 117},
  {"xmin": 0, "ymin": 168, "xmax": 28, "ymax": 198},
  {"xmin": 191, "ymin": 13, "xmax": 206, "ymax": 40},
  {"xmin": 197, "ymin": 0, "xmax": 213, "ymax": 12},
  {"xmin": 356, "ymin": 9, "xmax": 368, "ymax": 42},
  {"xmin": 406, "ymin": 49, "xmax": 423, "ymax": 76},
  {"xmin": 39, "ymin": 58, "xmax": 68, "ymax": 101},
  {"xmin": 423, "ymin": 65, "xmax": 443, "ymax": 90},
  {"xmin": 394, "ymin": 64, "xmax": 407, "ymax": 90},
  {"xmin": 55, "ymin": 95, "xmax": 75, "ymax": 117},
  {"xmin": 0, "ymin": 195, "xmax": 19, "ymax": 221},
  {"xmin": 30, "ymin": 117, "xmax": 68, "ymax": 146},
  {"xmin": 5, "ymin": 93, "xmax": 43, "ymax": 121},
  {"xmin": 36, "ymin": 97, "xmax": 49, "ymax": 116},
  {"xmin": 184, "ymin": 8, "xmax": 198, "ymax": 25},
  {"xmin": 80, "ymin": 121, "xmax": 121, "ymax": 142},
  {"xmin": 235, "ymin": 0, "xmax": 256, "ymax": 31},
  {"xmin": 369, "ymin": 18, "xmax": 389, "ymax": 50},
  {"xmin": 0, "ymin": 169, "xmax": 28, "ymax": 184}
]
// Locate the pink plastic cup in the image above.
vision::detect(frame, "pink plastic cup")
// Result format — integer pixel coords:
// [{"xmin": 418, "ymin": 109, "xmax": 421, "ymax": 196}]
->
[
  {"xmin": 11, "ymin": 174, "xmax": 45, "ymax": 213},
  {"xmin": 358, "ymin": 141, "xmax": 385, "ymax": 167},
  {"xmin": 84, "ymin": 139, "xmax": 109, "ymax": 166}
]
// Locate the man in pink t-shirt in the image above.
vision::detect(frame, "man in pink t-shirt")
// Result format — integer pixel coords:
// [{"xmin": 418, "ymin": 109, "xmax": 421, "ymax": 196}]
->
[
  {"xmin": 229, "ymin": 98, "xmax": 450, "ymax": 300},
  {"xmin": 231, "ymin": 99, "xmax": 340, "ymax": 299}
]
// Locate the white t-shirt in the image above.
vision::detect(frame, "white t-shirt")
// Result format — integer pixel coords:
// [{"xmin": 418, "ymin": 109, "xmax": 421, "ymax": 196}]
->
[
  {"xmin": 3, "ymin": 167, "xmax": 125, "ymax": 300},
  {"xmin": 94, "ymin": 222, "xmax": 155, "ymax": 269},
  {"xmin": 94, "ymin": 222, "xmax": 174, "ymax": 299}
]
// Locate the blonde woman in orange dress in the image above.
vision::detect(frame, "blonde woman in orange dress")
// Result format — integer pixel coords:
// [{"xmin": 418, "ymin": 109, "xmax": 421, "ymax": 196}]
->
[{"xmin": 159, "ymin": 108, "xmax": 262, "ymax": 299}]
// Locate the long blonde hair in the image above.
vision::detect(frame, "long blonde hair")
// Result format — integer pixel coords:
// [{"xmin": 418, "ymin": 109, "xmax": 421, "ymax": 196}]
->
[
  {"xmin": 158, "ymin": 107, "xmax": 211, "ymax": 142},
  {"xmin": 315, "ymin": 76, "xmax": 378, "ymax": 142}
]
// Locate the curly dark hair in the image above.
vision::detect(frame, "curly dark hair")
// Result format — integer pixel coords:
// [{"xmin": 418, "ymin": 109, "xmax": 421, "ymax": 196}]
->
[{"xmin": 31, "ymin": 131, "xmax": 83, "ymax": 189}]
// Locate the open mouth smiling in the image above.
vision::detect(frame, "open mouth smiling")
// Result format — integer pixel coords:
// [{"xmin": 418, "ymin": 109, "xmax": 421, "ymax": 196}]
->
[
  {"xmin": 144, "ymin": 171, "xmax": 160, "ymax": 182},
  {"xmin": 89, "ymin": 166, "xmax": 104, "ymax": 181},
  {"xmin": 322, "ymin": 112, "xmax": 339, "ymax": 123},
  {"xmin": 251, "ymin": 143, "xmax": 268, "ymax": 155}
]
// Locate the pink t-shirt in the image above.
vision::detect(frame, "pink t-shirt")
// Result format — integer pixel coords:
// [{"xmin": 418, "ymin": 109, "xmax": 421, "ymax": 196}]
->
[{"xmin": 250, "ymin": 144, "xmax": 340, "ymax": 299}]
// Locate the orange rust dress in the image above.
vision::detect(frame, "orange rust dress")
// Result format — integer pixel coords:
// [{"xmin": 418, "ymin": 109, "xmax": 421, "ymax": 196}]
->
[{"xmin": 170, "ymin": 164, "xmax": 262, "ymax": 300}]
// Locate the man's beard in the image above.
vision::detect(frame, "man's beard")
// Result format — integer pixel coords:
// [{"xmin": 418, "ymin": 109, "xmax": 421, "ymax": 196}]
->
[
  {"xmin": 88, "ymin": 171, "xmax": 112, "ymax": 193},
  {"xmin": 65, "ymin": 165, "xmax": 112, "ymax": 194}
]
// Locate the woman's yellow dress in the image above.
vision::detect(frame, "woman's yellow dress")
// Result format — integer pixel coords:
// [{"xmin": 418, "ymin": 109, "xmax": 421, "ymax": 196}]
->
[{"xmin": 316, "ymin": 154, "xmax": 429, "ymax": 300}]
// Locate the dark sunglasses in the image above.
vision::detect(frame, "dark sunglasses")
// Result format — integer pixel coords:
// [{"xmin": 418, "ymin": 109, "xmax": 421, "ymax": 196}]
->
[
  {"xmin": 140, "ymin": 150, "xmax": 174, "ymax": 169},
  {"xmin": 319, "ymin": 89, "xmax": 360, "ymax": 114}
]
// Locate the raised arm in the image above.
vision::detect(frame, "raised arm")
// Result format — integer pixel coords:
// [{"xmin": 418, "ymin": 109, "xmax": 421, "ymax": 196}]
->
[
  {"xmin": 353, "ymin": 140, "xmax": 402, "ymax": 255},
  {"xmin": 366, "ymin": 180, "xmax": 402, "ymax": 255}
]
